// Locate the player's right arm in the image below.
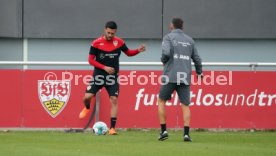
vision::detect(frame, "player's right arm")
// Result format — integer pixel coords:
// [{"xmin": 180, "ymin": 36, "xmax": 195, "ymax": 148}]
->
[
  {"xmin": 161, "ymin": 35, "xmax": 171, "ymax": 64},
  {"xmin": 88, "ymin": 46, "xmax": 104, "ymax": 69},
  {"xmin": 88, "ymin": 44, "xmax": 115, "ymax": 74}
]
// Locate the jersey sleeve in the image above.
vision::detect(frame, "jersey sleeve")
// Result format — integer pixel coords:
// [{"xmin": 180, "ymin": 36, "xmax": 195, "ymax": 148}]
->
[
  {"xmin": 88, "ymin": 54, "xmax": 105, "ymax": 69},
  {"xmin": 89, "ymin": 46, "xmax": 98, "ymax": 55},
  {"xmin": 121, "ymin": 43, "xmax": 141, "ymax": 56},
  {"xmin": 121, "ymin": 43, "xmax": 129, "ymax": 52},
  {"xmin": 161, "ymin": 35, "xmax": 172, "ymax": 64},
  {"xmin": 191, "ymin": 44, "xmax": 202, "ymax": 75}
]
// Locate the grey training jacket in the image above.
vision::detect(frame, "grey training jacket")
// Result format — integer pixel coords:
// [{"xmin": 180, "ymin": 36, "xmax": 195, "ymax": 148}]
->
[{"xmin": 161, "ymin": 29, "xmax": 202, "ymax": 85}]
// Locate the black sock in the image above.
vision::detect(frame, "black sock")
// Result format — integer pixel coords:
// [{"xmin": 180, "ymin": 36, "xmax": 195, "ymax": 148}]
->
[
  {"xmin": 161, "ymin": 124, "xmax": 167, "ymax": 133},
  {"xmin": 84, "ymin": 101, "xmax": 90, "ymax": 109},
  {"xmin": 184, "ymin": 126, "xmax": 190, "ymax": 136},
  {"xmin": 110, "ymin": 117, "xmax": 117, "ymax": 129}
]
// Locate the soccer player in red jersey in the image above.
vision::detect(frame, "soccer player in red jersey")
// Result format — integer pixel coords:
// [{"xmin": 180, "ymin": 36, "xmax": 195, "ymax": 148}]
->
[{"xmin": 79, "ymin": 21, "xmax": 146, "ymax": 135}]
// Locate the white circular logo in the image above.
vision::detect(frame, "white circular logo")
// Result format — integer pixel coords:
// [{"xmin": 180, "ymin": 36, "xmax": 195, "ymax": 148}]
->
[
  {"xmin": 87, "ymin": 85, "xmax": 92, "ymax": 91},
  {"xmin": 43, "ymin": 72, "xmax": 57, "ymax": 81}
]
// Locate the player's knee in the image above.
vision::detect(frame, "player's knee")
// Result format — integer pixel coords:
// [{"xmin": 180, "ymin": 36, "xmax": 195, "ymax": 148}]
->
[
  {"xmin": 181, "ymin": 104, "xmax": 190, "ymax": 109},
  {"xmin": 158, "ymin": 98, "xmax": 166, "ymax": 105},
  {"xmin": 110, "ymin": 96, "xmax": 118, "ymax": 104}
]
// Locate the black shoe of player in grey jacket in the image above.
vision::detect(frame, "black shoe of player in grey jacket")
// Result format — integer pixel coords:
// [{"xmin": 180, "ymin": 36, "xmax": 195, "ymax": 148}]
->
[
  {"xmin": 184, "ymin": 134, "xmax": 192, "ymax": 142},
  {"xmin": 158, "ymin": 131, "xmax": 168, "ymax": 141}
]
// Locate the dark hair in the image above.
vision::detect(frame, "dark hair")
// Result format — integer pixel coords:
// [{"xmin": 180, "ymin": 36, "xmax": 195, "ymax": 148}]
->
[
  {"xmin": 105, "ymin": 21, "xmax": 117, "ymax": 29},
  {"xmin": 172, "ymin": 18, "xmax": 183, "ymax": 29}
]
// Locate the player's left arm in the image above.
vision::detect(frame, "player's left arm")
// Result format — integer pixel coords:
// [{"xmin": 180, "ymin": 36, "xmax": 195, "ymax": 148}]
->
[
  {"xmin": 122, "ymin": 44, "xmax": 146, "ymax": 56},
  {"xmin": 191, "ymin": 43, "xmax": 203, "ymax": 78}
]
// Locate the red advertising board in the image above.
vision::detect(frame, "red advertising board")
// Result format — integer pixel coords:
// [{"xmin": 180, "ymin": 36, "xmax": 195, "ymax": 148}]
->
[{"xmin": 0, "ymin": 70, "xmax": 275, "ymax": 129}]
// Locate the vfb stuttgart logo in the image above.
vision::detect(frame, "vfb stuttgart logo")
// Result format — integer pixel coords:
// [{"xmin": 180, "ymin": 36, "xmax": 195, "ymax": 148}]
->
[{"xmin": 38, "ymin": 72, "xmax": 71, "ymax": 118}]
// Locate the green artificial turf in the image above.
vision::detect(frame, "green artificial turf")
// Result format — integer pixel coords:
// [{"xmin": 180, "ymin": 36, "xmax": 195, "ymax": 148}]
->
[{"xmin": 0, "ymin": 130, "xmax": 275, "ymax": 156}]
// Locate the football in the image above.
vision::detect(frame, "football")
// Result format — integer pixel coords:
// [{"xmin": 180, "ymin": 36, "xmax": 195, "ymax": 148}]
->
[{"xmin": 92, "ymin": 121, "xmax": 108, "ymax": 135}]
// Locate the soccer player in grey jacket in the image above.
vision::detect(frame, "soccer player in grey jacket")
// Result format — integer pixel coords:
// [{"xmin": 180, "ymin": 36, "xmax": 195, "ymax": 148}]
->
[{"xmin": 158, "ymin": 18, "xmax": 203, "ymax": 141}]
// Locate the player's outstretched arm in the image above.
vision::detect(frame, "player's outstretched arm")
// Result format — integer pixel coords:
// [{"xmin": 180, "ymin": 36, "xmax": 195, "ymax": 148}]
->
[
  {"xmin": 137, "ymin": 44, "xmax": 146, "ymax": 52},
  {"xmin": 123, "ymin": 44, "xmax": 146, "ymax": 56}
]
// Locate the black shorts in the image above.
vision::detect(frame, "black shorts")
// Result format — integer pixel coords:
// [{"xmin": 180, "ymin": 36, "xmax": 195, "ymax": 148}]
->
[
  {"xmin": 86, "ymin": 74, "xmax": 119, "ymax": 97},
  {"xmin": 159, "ymin": 83, "xmax": 190, "ymax": 105}
]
